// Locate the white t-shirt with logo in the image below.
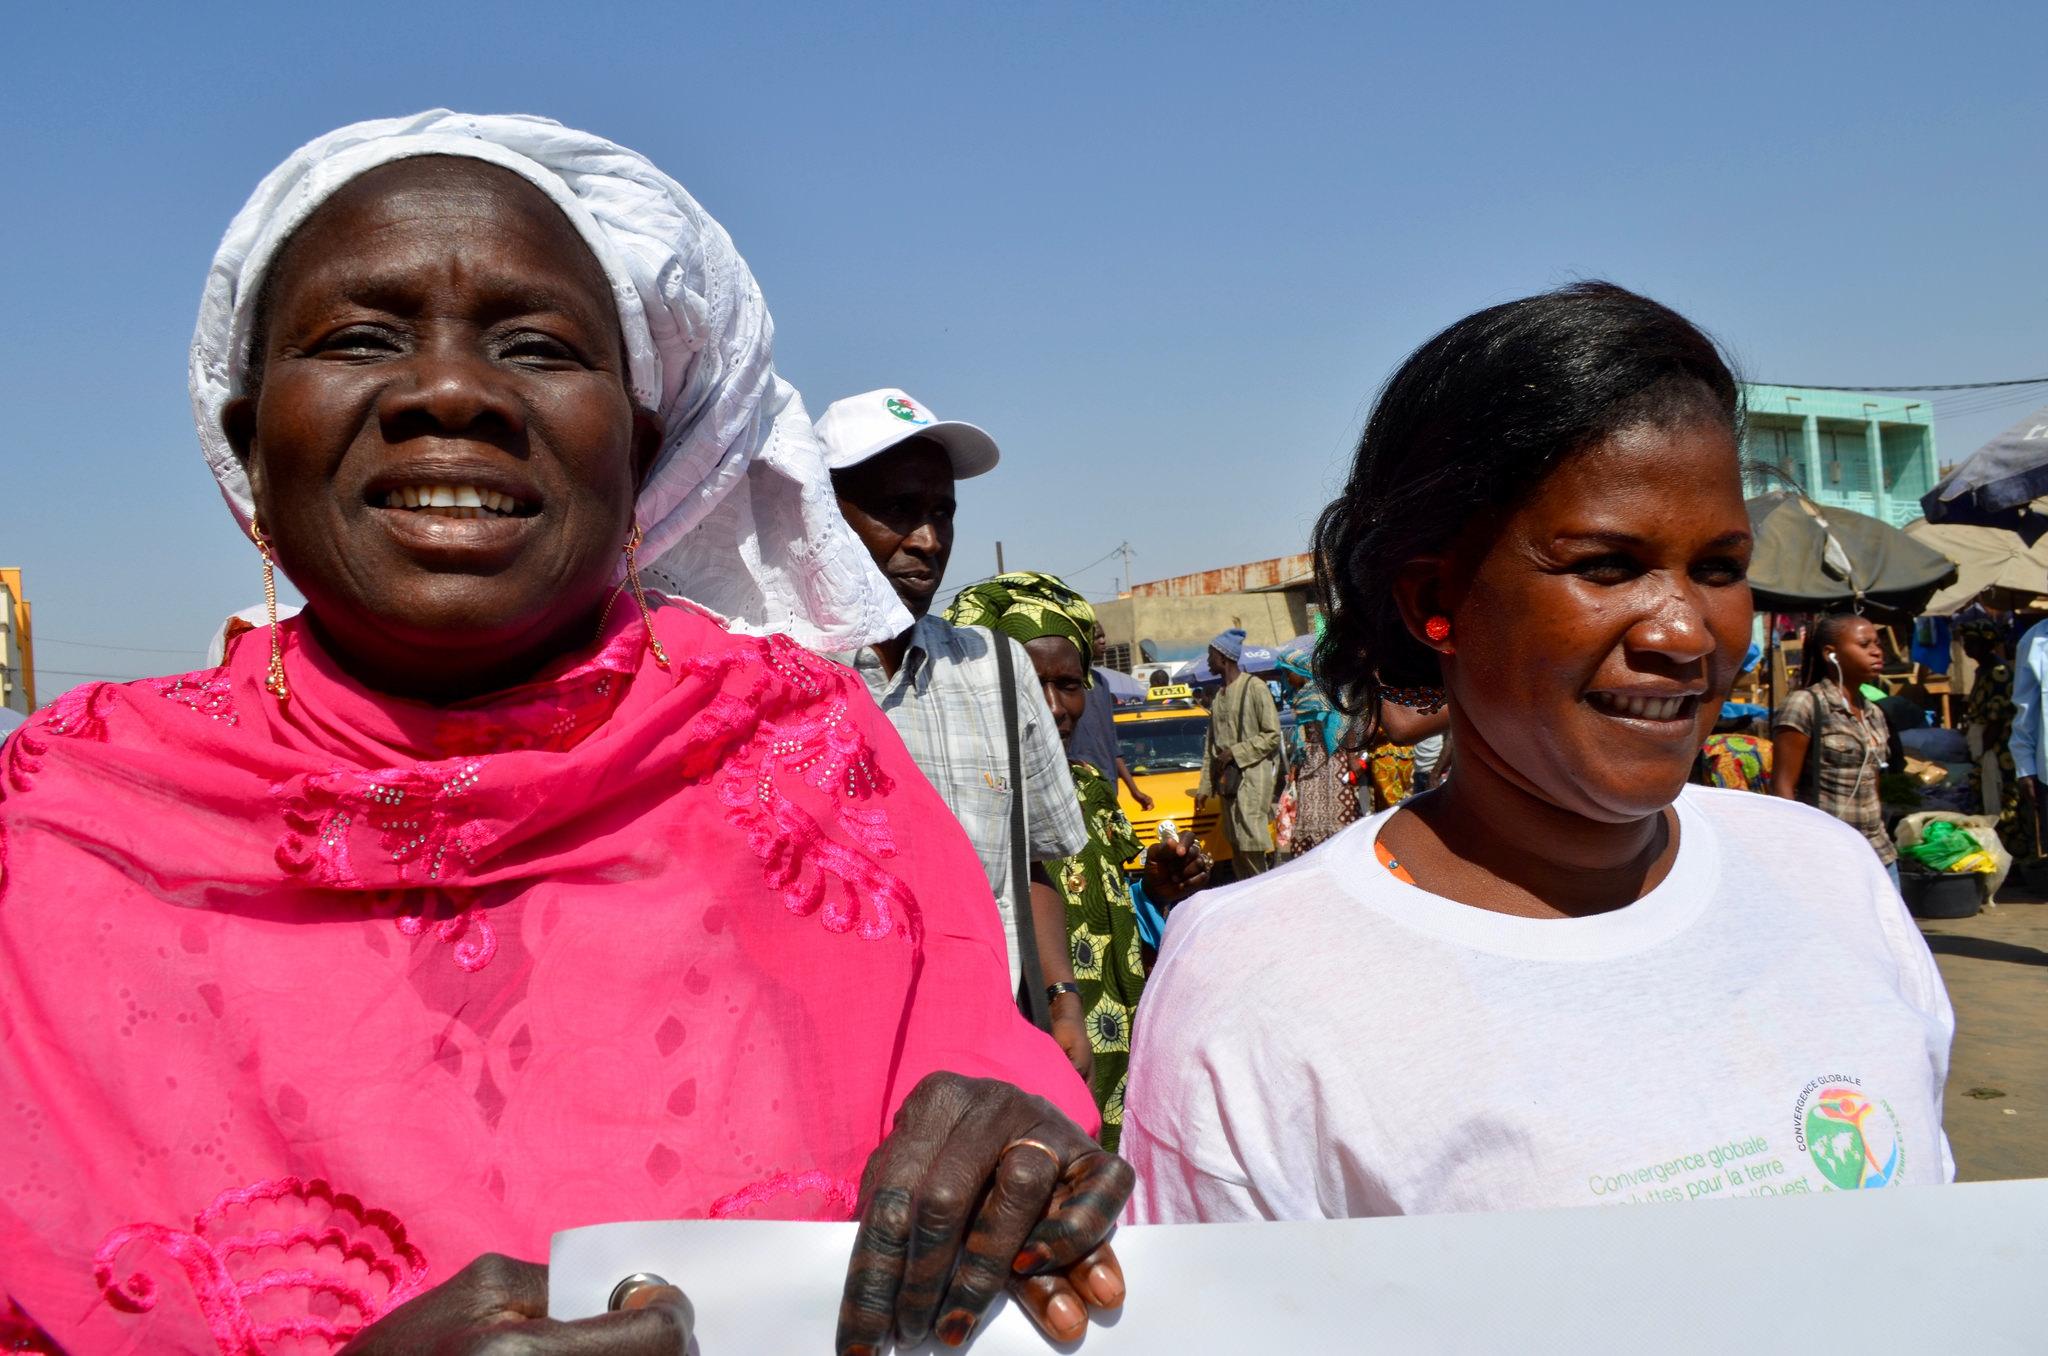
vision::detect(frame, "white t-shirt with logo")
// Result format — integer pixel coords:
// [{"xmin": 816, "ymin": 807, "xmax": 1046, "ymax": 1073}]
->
[{"xmin": 1121, "ymin": 785, "xmax": 1955, "ymax": 1221}]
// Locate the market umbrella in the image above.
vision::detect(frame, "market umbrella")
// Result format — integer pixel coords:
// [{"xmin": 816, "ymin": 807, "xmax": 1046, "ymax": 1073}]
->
[
  {"xmin": 1094, "ymin": 666, "xmax": 1149, "ymax": 698},
  {"xmin": 1745, "ymin": 492, "xmax": 1957, "ymax": 620},
  {"xmin": 1901, "ymin": 518, "xmax": 2048, "ymax": 616},
  {"xmin": 1920, "ymin": 403, "xmax": 2048, "ymax": 542}
]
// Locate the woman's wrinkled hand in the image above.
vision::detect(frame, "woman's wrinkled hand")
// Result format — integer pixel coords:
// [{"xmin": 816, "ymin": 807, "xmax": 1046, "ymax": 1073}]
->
[
  {"xmin": 837, "ymin": 1072, "xmax": 1134, "ymax": 1354},
  {"xmin": 1143, "ymin": 830, "xmax": 1210, "ymax": 906},
  {"xmin": 339, "ymin": 1253, "xmax": 692, "ymax": 1355}
]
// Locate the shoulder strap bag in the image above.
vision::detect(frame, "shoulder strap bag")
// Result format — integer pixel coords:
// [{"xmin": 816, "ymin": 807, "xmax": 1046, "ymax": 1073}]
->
[
  {"xmin": 1214, "ymin": 682, "xmax": 1244, "ymax": 798},
  {"xmin": 1791, "ymin": 689, "xmax": 1821, "ymax": 807},
  {"xmin": 993, "ymin": 633, "xmax": 1052, "ymax": 1031}
]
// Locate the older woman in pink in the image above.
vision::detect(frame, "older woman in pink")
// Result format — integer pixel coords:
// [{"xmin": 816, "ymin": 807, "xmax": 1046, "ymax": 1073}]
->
[{"xmin": 0, "ymin": 113, "xmax": 1127, "ymax": 1355}]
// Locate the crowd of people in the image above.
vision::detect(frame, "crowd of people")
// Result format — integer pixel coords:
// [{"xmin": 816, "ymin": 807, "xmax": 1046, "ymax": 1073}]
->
[
  {"xmin": 1687, "ymin": 607, "xmax": 2047, "ymax": 887},
  {"xmin": 0, "ymin": 112, "xmax": 1956, "ymax": 1355}
]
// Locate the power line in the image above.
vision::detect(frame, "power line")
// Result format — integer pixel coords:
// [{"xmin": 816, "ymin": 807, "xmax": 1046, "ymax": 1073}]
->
[
  {"xmin": 34, "ymin": 635, "xmax": 203, "ymax": 656},
  {"xmin": 1762, "ymin": 375, "xmax": 2048, "ymax": 393},
  {"xmin": 1934, "ymin": 387, "xmax": 2048, "ymax": 420},
  {"xmin": 34, "ymin": 666, "xmax": 154, "ymax": 681},
  {"xmin": 1059, "ymin": 543, "xmax": 1126, "ymax": 579},
  {"xmin": 1059, "ymin": 542, "xmax": 1139, "ymax": 597}
]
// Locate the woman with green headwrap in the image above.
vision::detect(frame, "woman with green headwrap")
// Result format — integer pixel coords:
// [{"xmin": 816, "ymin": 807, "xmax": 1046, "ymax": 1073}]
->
[{"xmin": 948, "ymin": 572, "xmax": 1209, "ymax": 1148}]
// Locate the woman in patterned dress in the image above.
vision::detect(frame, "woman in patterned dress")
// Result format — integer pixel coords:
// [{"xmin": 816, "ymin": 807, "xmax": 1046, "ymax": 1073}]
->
[
  {"xmin": 1050, "ymin": 762, "xmax": 1154, "ymax": 1148},
  {"xmin": 949, "ymin": 573, "xmax": 1210, "ymax": 1148},
  {"xmin": 1277, "ymin": 641, "xmax": 1360, "ymax": 852}
]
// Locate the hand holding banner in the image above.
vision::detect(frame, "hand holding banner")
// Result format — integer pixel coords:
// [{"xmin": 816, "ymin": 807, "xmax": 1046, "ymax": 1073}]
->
[{"xmin": 553, "ymin": 1178, "xmax": 2047, "ymax": 1352}]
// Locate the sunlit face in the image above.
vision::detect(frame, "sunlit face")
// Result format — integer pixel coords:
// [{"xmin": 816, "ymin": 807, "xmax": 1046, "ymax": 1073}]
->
[
  {"xmin": 1024, "ymin": 635, "xmax": 1089, "ymax": 741},
  {"xmin": 1823, "ymin": 618, "xmax": 1886, "ymax": 689},
  {"xmin": 224, "ymin": 156, "xmax": 658, "ymax": 694},
  {"xmin": 831, "ymin": 439, "xmax": 957, "ymax": 618},
  {"xmin": 1439, "ymin": 421, "xmax": 1754, "ymax": 823}
]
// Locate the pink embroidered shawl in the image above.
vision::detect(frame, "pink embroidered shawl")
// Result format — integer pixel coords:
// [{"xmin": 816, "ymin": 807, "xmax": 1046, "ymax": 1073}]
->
[{"xmin": 0, "ymin": 603, "xmax": 1091, "ymax": 1354}]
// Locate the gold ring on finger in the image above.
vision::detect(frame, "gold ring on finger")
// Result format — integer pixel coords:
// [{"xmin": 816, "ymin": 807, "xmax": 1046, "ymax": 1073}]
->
[{"xmin": 1002, "ymin": 1137, "xmax": 1065, "ymax": 1174}]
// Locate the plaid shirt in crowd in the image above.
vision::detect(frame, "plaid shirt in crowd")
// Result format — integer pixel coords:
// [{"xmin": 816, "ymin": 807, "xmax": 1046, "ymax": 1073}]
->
[
  {"xmin": 1777, "ymin": 679, "xmax": 1895, "ymax": 865},
  {"xmin": 848, "ymin": 614, "xmax": 1087, "ymax": 985}
]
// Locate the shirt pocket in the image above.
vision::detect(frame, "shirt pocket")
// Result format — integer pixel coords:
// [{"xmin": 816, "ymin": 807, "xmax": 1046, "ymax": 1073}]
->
[{"xmin": 1819, "ymin": 730, "xmax": 1867, "ymax": 766}]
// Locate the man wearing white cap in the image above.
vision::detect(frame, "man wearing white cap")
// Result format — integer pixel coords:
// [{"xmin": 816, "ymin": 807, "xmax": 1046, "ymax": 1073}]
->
[{"xmin": 821, "ymin": 389, "xmax": 1090, "ymax": 1068}]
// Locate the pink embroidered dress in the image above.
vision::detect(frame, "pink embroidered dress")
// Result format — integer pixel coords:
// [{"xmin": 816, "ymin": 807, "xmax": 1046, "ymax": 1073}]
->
[{"xmin": 0, "ymin": 602, "xmax": 1092, "ymax": 1354}]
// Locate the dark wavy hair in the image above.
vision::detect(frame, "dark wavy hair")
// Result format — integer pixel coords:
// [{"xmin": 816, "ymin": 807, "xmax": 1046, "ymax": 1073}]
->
[{"xmin": 1310, "ymin": 281, "xmax": 1742, "ymax": 716}]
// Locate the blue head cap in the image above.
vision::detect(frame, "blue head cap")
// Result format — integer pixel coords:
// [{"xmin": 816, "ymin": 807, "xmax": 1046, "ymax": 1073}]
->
[{"xmin": 1209, "ymin": 628, "xmax": 1247, "ymax": 663}]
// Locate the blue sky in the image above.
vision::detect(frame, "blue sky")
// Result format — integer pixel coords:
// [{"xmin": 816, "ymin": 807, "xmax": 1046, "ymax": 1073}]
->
[{"xmin": 4, "ymin": 1, "xmax": 2043, "ymax": 694}]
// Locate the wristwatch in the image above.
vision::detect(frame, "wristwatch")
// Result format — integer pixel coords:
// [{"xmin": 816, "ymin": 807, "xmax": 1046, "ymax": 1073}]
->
[{"xmin": 1046, "ymin": 981, "xmax": 1082, "ymax": 1004}]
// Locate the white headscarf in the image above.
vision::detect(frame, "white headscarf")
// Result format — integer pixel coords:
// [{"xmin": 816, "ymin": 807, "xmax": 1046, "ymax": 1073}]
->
[{"xmin": 190, "ymin": 110, "xmax": 910, "ymax": 652}]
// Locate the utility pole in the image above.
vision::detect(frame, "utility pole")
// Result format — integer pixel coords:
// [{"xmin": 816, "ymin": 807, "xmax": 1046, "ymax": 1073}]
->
[
  {"xmin": 995, "ymin": 540, "xmax": 1005, "ymax": 573},
  {"xmin": 1117, "ymin": 541, "xmax": 1135, "ymax": 595}
]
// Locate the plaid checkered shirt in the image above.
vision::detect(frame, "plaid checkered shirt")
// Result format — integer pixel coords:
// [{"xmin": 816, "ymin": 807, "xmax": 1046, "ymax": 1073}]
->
[{"xmin": 847, "ymin": 614, "xmax": 1087, "ymax": 986}]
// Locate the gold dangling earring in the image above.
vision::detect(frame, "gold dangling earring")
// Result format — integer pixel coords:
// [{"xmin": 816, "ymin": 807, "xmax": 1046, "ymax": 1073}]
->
[
  {"xmin": 249, "ymin": 519, "xmax": 289, "ymax": 703},
  {"xmin": 623, "ymin": 522, "xmax": 670, "ymax": 670}
]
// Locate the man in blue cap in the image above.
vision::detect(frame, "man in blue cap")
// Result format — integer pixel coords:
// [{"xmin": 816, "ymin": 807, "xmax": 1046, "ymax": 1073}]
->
[{"xmin": 1195, "ymin": 627, "xmax": 1282, "ymax": 876}]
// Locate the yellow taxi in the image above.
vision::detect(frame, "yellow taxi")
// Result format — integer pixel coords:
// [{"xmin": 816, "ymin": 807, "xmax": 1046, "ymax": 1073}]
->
[{"xmin": 1111, "ymin": 685, "xmax": 1235, "ymax": 869}]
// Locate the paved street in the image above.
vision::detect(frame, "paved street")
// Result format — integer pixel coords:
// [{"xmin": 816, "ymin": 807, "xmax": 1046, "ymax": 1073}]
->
[{"xmin": 1923, "ymin": 883, "xmax": 2048, "ymax": 1182}]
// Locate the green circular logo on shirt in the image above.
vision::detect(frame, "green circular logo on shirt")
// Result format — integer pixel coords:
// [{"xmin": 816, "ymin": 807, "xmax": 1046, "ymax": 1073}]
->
[{"xmin": 1793, "ymin": 1076, "xmax": 1903, "ymax": 1189}]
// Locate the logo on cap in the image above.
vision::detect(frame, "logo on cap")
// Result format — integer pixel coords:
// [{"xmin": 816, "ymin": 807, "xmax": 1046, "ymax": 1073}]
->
[{"xmin": 885, "ymin": 396, "xmax": 930, "ymax": 425}]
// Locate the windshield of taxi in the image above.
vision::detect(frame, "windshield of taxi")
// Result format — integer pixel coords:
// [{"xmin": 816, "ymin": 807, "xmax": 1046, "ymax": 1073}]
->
[{"xmin": 1117, "ymin": 717, "xmax": 1208, "ymax": 774}]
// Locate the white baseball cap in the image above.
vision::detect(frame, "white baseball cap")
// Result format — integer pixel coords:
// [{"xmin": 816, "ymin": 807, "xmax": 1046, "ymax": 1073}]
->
[{"xmin": 814, "ymin": 388, "xmax": 1001, "ymax": 479}]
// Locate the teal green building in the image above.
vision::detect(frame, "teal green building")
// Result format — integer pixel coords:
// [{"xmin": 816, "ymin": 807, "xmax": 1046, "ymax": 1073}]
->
[{"xmin": 1741, "ymin": 385, "xmax": 1938, "ymax": 528}]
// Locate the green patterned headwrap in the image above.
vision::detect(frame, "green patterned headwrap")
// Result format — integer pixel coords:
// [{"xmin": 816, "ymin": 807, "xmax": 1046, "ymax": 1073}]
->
[{"xmin": 944, "ymin": 571, "xmax": 1096, "ymax": 672}]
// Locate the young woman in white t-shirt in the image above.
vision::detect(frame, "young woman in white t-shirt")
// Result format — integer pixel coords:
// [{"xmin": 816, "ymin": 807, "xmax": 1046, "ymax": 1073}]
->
[{"xmin": 1121, "ymin": 282, "xmax": 1954, "ymax": 1221}]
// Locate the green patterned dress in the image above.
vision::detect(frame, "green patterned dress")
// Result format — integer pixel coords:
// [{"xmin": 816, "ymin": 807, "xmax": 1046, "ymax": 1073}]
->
[{"xmin": 1048, "ymin": 761, "xmax": 1146, "ymax": 1150}]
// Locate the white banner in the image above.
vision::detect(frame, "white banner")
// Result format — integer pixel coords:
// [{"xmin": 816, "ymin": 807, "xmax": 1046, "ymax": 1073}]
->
[{"xmin": 552, "ymin": 1177, "xmax": 2047, "ymax": 1353}]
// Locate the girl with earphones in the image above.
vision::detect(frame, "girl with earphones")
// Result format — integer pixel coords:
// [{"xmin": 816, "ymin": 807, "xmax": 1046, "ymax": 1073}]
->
[{"xmin": 1772, "ymin": 613, "xmax": 1899, "ymax": 882}]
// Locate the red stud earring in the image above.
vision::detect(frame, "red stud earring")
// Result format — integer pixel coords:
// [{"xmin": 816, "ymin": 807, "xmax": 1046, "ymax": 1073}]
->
[{"xmin": 1424, "ymin": 615, "xmax": 1453, "ymax": 649}]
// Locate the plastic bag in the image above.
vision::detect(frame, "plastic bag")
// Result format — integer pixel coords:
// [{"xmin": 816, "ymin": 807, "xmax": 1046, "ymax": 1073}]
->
[
  {"xmin": 1895, "ymin": 811, "xmax": 2011, "ymax": 898},
  {"xmin": 1901, "ymin": 822, "xmax": 1989, "ymax": 873}
]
